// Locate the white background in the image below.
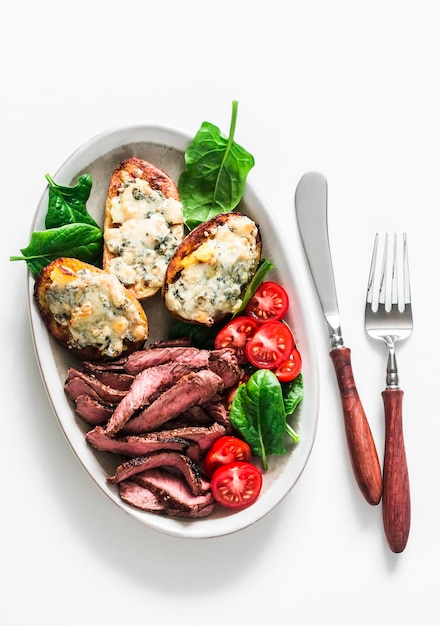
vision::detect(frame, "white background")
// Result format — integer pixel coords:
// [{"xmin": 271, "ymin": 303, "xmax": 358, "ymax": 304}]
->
[{"xmin": 2, "ymin": 1, "xmax": 438, "ymax": 624}]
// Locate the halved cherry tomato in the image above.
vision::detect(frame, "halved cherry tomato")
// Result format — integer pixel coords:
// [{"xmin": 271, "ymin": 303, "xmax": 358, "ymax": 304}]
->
[
  {"xmin": 211, "ymin": 461, "xmax": 263, "ymax": 509},
  {"xmin": 245, "ymin": 281, "xmax": 289, "ymax": 323},
  {"xmin": 245, "ymin": 320, "xmax": 295, "ymax": 370},
  {"xmin": 204, "ymin": 436, "xmax": 252, "ymax": 477},
  {"xmin": 274, "ymin": 348, "xmax": 302, "ymax": 382},
  {"xmin": 214, "ymin": 315, "xmax": 259, "ymax": 364}
]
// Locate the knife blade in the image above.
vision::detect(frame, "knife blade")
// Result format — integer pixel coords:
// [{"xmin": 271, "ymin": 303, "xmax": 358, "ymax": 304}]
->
[{"xmin": 295, "ymin": 171, "xmax": 382, "ymax": 506}]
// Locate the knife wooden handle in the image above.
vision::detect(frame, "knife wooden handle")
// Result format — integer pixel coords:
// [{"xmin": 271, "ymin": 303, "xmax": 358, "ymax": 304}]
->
[
  {"xmin": 381, "ymin": 389, "xmax": 410, "ymax": 553},
  {"xmin": 330, "ymin": 347, "xmax": 382, "ymax": 505}
]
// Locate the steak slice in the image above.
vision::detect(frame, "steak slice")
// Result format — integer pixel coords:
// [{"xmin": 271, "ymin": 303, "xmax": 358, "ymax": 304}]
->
[
  {"xmin": 86, "ymin": 425, "xmax": 196, "ymax": 458},
  {"xmin": 64, "ymin": 369, "xmax": 127, "ymax": 404},
  {"xmin": 87, "ymin": 370, "xmax": 134, "ymax": 391},
  {"xmin": 208, "ymin": 348, "xmax": 242, "ymax": 388},
  {"xmin": 105, "ymin": 360, "xmax": 208, "ymax": 437},
  {"xmin": 75, "ymin": 395, "xmax": 113, "ymax": 425},
  {"xmin": 157, "ymin": 422, "xmax": 227, "ymax": 454},
  {"xmin": 107, "ymin": 450, "xmax": 210, "ymax": 495},
  {"xmin": 125, "ymin": 346, "xmax": 206, "ymax": 374},
  {"xmin": 122, "ymin": 369, "xmax": 224, "ymax": 434},
  {"xmin": 119, "ymin": 480, "xmax": 166, "ymax": 512},
  {"xmin": 131, "ymin": 469, "xmax": 215, "ymax": 517}
]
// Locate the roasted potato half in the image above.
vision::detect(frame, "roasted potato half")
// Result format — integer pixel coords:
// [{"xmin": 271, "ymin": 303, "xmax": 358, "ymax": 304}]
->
[
  {"xmin": 103, "ymin": 157, "xmax": 184, "ymax": 300},
  {"xmin": 163, "ymin": 212, "xmax": 262, "ymax": 326},
  {"xmin": 35, "ymin": 257, "xmax": 149, "ymax": 361}
]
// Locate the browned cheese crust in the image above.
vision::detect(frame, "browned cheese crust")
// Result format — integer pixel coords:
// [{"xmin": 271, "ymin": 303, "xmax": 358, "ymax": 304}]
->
[
  {"xmin": 103, "ymin": 157, "xmax": 184, "ymax": 300},
  {"xmin": 35, "ymin": 257, "xmax": 149, "ymax": 361}
]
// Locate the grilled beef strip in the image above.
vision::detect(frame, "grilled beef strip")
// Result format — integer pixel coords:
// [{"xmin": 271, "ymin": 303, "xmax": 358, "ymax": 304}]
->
[
  {"xmin": 156, "ymin": 422, "xmax": 227, "ymax": 453},
  {"xmin": 87, "ymin": 422, "xmax": 226, "ymax": 461},
  {"xmin": 86, "ymin": 425, "xmax": 198, "ymax": 458},
  {"xmin": 208, "ymin": 348, "xmax": 242, "ymax": 388},
  {"xmin": 125, "ymin": 347, "xmax": 206, "ymax": 374},
  {"xmin": 118, "ymin": 480, "xmax": 167, "ymax": 512},
  {"xmin": 107, "ymin": 450, "xmax": 210, "ymax": 495},
  {"xmin": 65, "ymin": 369, "xmax": 127, "ymax": 404},
  {"xmin": 82, "ymin": 357, "xmax": 128, "ymax": 373},
  {"xmin": 105, "ymin": 359, "xmax": 210, "ymax": 437},
  {"xmin": 74, "ymin": 396, "xmax": 114, "ymax": 425},
  {"xmin": 85, "ymin": 371, "xmax": 135, "ymax": 391},
  {"xmin": 124, "ymin": 468, "xmax": 215, "ymax": 517},
  {"xmin": 121, "ymin": 370, "xmax": 224, "ymax": 434}
]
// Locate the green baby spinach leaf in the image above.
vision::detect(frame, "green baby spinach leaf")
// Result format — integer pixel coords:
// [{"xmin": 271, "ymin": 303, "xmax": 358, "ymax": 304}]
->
[
  {"xmin": 179, "ymin": 100, "xmax": 255, "ymax": 230},
  {"xmin": 230, "ymin": 369, "xmax": 287, "ymax": 470},
  {"xmin": 282, "ymin": 373, "xmax": 304, "ymax": 416},
  {"xmin": 45, "ymin": 173, "xmax": 99, "ymax": 229},
  {"xmin": 10, "ymin": 224, "xmax": 103, "ymax": 277}
]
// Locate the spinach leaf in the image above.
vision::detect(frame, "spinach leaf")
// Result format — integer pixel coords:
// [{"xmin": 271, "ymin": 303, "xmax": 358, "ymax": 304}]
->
[
  {"xmin": 230, "ymin": 369, "xmax": 287, "ymax": 470},
  {"xmin": 282, "ymin": 373, "xmax": 304, "ymax": 416},
  {"xmin": 10, "ymin": 224, "xmax": 103, "ymax": 277},
  {"xmin": 178, "ymin": 100, "xmax": 255, "ymax": 230},
  {"xmin": 282, "ymin": 373, "xmax": 304, "ymax": 444},
  {"xmin": 45, "ymin": 173, "xmax": 99, "ymax": 229}
]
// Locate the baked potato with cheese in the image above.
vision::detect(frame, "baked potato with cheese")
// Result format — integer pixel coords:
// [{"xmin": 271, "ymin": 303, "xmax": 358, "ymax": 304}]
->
[
  {"xmin": 35, "ymin": 257, "xmax": 149, "ymax": 361},
  {"xmin": 103, "ymin": 157, "xmax": 184, "ymax": 300},
  {"xmin": 163, "ymin": 212, "xmax": 261, "ymax": 326}
]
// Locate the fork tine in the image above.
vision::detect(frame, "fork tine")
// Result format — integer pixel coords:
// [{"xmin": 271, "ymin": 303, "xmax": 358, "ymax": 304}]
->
[
  {"xmin": 366, "ymin": 233, "xmax": 379, "ymax": 306},
  {"xmin": 378, "ymin": 233, "xmax": 389, "ymax": 308},
  {"xmin": 403, "ymin": 232, "xmax": 411, "ymax": 305}
]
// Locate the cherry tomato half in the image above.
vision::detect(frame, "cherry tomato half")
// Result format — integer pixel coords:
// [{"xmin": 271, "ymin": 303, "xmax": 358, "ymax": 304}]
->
[
  {"xmin": 245, "ymin": 281, "xmax": 289, "ymax": 323},
  {"xmin": 211, "ymin": 461, "xmax": 263, "ymax": 509},
  {"xmin": 204, "ymin": 436, "xmax": 252, "ymax": 477},
  {"xmin": 274, "ymin": 348, "xmax": 302, "ymax": 382},
  {"xmin": 214, "ymin": 315, "xmax": 259, "ymax": 365},
  {"xmin": 245, "ymin": 320, "xmax": 295, "ymax": 370}
]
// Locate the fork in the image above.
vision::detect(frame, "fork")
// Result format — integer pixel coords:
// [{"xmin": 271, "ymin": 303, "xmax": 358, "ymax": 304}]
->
[{"xmin": 365, "ymin": 233, "xmax": 412, "ymax": 553}]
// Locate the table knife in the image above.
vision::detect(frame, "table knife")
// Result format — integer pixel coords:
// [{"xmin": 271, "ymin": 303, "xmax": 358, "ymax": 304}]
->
[{"xmin": 295, "ymin": 171, "xmax": 382, "ymax": 506}]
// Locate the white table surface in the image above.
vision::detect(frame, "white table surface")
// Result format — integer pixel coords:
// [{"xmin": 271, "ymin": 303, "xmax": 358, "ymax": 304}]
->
[{"xmin": 2, "ymin": 1, "xmax": 438, "ymax": 624}]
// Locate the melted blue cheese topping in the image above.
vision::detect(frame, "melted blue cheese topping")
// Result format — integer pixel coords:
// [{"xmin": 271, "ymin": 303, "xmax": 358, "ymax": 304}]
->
[
  {"xmin": 164, "ymin": 214, "xmax": 260, "ymax": 326},
  {"xmin": 45, "ymin": 267, "xmax": 148, "ymax": 357},
  {"xmin": 104, "ymin": 178, "xmax": 184, "ymax": 293}
]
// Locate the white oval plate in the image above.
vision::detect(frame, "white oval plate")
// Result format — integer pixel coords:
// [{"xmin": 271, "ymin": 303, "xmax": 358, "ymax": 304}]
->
[{"xmin": 28, "ymin": 125, "xmax": 319, "ymax": 539}]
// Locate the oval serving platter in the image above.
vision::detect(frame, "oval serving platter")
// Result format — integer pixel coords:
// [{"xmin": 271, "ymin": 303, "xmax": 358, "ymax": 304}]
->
[{"xmin": 28, "ymin": 125, "xmax": 319, "ymax": 539}]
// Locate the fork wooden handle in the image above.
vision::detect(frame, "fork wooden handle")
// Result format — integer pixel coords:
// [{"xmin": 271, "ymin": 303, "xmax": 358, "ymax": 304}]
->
[
  {"xmin": 382, "ymin": 389, "xmax": 411, "ymax": 553},
  {"xmin": 330, "ymin": 347, "xmax": 383, "ymax": 505}
]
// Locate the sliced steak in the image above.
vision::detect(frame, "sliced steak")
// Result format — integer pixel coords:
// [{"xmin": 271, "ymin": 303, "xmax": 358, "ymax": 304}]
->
[
  {"xmin": 105, "ymin": 360, "xmax": 207, "ymax": 437},
  {"xmin": 122, "ymin": 369, "xmax": 224, "ymax": 434},
  {"xmin": 107, "ymin": 450, "xmax": 210, "ymax": 495},
  {"xmin": 125, "ymin": 346, "xmax": 206, "ymax": 374},
  {"xmin": 86, "ymin": 425, "xmax": 197, "ymax": 458},
  {"xmin": 64, "ymin": 369, "xmax": 127, "ymax": 404},
  {"xmin": 208, "ymin": 348, "xmax": 242, "ymax": 388},
  {"xmin": 131, "ymin": 469, "xmax": 215, "ymax": 517},
  {"xmin": 157, "ymin": 422, "xmax": 227, "ymax": 453},
  {"xmin": 200, "ymin": 400, "xmax": 230, "ymax": 427},
  {"xmin": 148, "ymin": 338, "xmax": 192, "ymax": 349},
  {"xmin": 74, "ymin": 395, "xmax": 114, "ymax": 425},
  {"xmin": 83, "ymin": 357, "xmax": 128, "ymax": 374},
  {"xmin": 119, "ymin": 480, "xmax": 166, "ymax": 512},
  {"xmin": 87, "ymin": 371, "xmax": 134, "ymax": 391}
]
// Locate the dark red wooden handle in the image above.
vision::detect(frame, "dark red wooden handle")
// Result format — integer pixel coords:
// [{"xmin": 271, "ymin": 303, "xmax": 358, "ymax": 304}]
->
[
  {"xmin": 330, "ymin": 347, "xmax": 382, "ymax": 505},
  {"xmin": 381, "ymin": 389, "xmax": 411, "ymax": 553}
]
